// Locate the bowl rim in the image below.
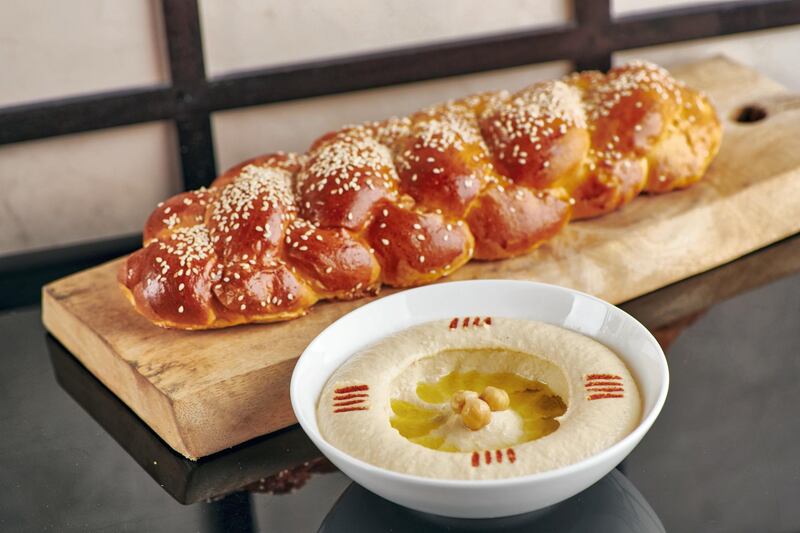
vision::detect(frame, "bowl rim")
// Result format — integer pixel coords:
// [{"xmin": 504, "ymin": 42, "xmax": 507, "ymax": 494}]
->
[{"xmin": 290, "ymin": 279, "xmax": 669, "ymax": 488}]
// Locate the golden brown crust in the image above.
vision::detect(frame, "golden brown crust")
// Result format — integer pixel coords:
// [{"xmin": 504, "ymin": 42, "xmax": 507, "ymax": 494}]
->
[
  {"xmin": 467, "ymin": 185, "xmax": 570, "ymax": 260},
  {"xmin": 366, "ymin": 201, "xmax": 473, "ymax": 286},
  {"xmin": 120, "ymin": 61, "xmax": 721, "ymax": 329},
  {"xmin": 392, "ymin": 102, "xmax": 488, "ymax": 218},
  {"xmin": 284, "ymin": 218, "xmax": 380, "ymax": 299}
]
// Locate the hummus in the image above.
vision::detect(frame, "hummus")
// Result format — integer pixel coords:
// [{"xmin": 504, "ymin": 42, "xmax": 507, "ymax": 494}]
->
[{"xmin": 317, "ymin": 317, "xmax": 641, "ymax": 480}]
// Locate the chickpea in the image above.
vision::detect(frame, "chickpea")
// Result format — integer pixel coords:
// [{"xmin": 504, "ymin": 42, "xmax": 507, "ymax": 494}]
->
[
  {"xmin": 480, "ymin": 386, "xmax": 510, "ymax": 412},
  {"xmin": 461, "ymin": 397, "xmax": 491, "ymax": 430},
  {"xmin": 450, "ymin": 390, "xmax": 479, "ymax": 414}
]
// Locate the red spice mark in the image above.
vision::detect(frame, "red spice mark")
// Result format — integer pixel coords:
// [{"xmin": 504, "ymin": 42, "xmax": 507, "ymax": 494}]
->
[
  {"xmin": 471, "ymin": 452, "xmax": 480, "ymax": 467},
  {"xmin": 485, "ymin": 450, "xmax": 492, "ymax": 465},
  {"xmin": 584, "ymin": 381, "xmax": 623, "ymax": 387},
  {"xmin": 586, "ymin": 387, "xmax": 624, "ymax": 393},
  {"xmin": 333, "ymin": 399, "xmax": 367, "ymax": 407},
  {"xmin": 449, "ymin": 318, "xmax": 459, "ymax": 329},
  {"xmin": 484, "ymin": 317, "xmax": 492, "ymax": 325},
  {"xmin": 473, "ymin": 316, "xmax": 481, "ymax": 326},
  {"xmin": 462, "ymin": 317, "xmax": 470, "ymax": 328},
  {"xmin": 586, "ymin": 374, "xmax": 621, "ymax": 380},
  {"xmin": 333, "ymin": 393, "xmax": 369, "ymax": 401},
  {"xmin": 333, "ymin": 406, "xmax": 369, "ymax": 413},
  {"xmin": 334, "ymin": 385, "xmax": 369, "ymax": 394},
  {"xmin": 588, "ymin": 393, "xmax": 624, "ymax": 401},
  {"xmin": 496, "ymin": 450, "xmax": 503, "ymax": 463},
  {"xmin": 506, "ymin": 448, "xmax": 516, "ymax": 463}
]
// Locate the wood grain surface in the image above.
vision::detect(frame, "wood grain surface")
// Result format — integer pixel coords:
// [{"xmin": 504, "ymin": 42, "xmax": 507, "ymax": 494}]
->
[{"xmin": 42, "ymin": 57, "xmax": 800, "ymax": 459}]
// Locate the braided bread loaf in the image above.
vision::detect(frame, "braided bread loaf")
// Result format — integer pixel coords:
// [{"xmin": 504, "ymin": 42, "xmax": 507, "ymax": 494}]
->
[{"xmin": 119, "ymin": 61, "xmax": 721, "ymax": 329}]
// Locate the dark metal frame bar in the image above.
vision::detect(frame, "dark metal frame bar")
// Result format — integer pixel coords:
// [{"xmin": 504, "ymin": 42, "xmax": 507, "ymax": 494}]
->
[{"xmin": 1, "ymin": 0, "xmax": 800, "ymax": 308}]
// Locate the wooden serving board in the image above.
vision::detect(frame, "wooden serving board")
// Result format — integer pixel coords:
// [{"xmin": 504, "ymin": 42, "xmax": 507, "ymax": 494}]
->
[{"xmin": 43, "ymin": 57, "xmax": 800, "ymax": 459}]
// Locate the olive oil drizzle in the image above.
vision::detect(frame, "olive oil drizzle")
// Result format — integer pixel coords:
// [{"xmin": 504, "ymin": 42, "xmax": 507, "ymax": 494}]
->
[{"xmin": 390, "ymin": 369, "xmax": 566, "ymax": 452}]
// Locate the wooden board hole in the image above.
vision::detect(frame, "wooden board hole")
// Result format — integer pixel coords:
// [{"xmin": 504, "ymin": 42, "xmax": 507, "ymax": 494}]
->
[{"xmin": 734, "ymin": 104, "xmax": 768, "ymax": 123}]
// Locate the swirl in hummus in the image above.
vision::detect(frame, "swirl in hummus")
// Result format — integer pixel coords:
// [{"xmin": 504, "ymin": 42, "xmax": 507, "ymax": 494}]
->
[{"xmin": 317, "ymin": 317, "xmax": 641, "ymax": 480}]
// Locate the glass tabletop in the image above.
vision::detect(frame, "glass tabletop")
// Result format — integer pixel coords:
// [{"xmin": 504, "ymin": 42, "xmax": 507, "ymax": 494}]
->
[{"xmin": 2, "ymin": 269, "xmax": 799, "ymax": 532}]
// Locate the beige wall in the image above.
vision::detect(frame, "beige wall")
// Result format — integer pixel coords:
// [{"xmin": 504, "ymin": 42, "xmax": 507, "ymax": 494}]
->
[
  {"xmin": 0, "ymin": 0, "xmax": 798, "ymax": 256},
  {"xmin": 199, "ymin": 0, "xmax": 566, "ymax": 75}
]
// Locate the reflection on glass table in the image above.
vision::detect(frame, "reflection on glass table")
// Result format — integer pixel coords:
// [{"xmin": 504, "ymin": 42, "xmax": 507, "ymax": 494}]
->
[
  {"xmin": 321, "ymin": 469, "xmax": 663, "ymax": 533},
  {"xmin": 46, "ymin": 334, "xmax": 328, "ymax": 505}
]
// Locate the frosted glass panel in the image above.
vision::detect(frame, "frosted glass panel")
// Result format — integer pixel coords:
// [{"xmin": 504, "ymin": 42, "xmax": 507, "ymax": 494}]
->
[
  {"xmin": 0, "ymin": 123, "xmax": 181, "ymax": 255},
  {"xmin": 200, "ymin": 0, "xmax": 569, "ymax": 76},
  {"xmin": 0, "ymin": 0, "xmax": 168, "ymax": 107}
]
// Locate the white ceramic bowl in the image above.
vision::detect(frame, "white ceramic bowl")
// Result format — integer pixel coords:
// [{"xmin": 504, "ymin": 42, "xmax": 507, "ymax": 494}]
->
[{"xmin": 290, "ymin": 280, "xmax": 668, "ymax": 519}]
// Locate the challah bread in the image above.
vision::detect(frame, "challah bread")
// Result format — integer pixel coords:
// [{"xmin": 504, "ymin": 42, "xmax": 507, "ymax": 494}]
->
[{"xmin": 119, "ymin": 61, "xmax": 721, "ymax": 329}]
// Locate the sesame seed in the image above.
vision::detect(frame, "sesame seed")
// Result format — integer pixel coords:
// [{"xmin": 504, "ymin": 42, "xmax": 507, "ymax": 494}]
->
[
  {"xmin": 381, "ymin": 238, "xmax": 390, "ymax": 245},
  {"xmin": 178, "ymin": 305, "xmax": 184, "ymax": 314}
]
